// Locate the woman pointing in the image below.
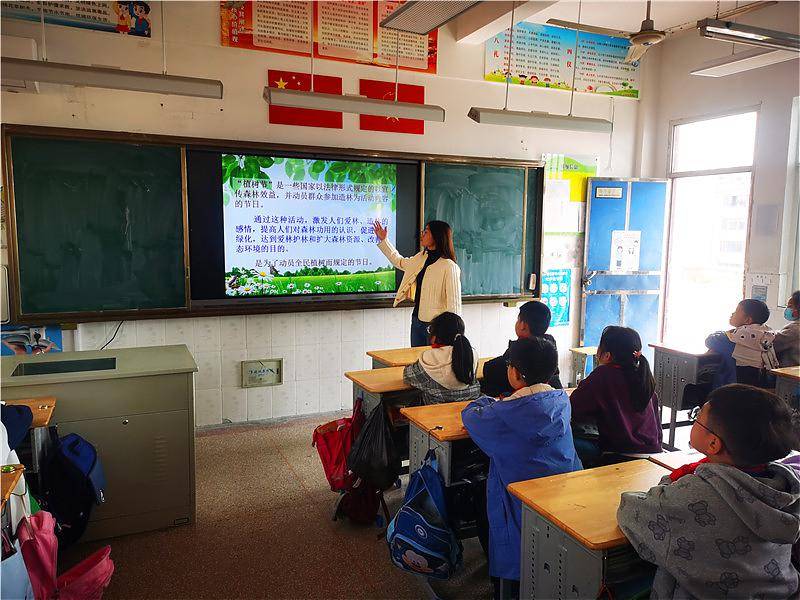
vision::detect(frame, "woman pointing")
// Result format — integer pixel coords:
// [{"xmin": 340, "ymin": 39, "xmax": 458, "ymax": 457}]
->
[{"xmin": 373, "ymin": 219, "xmax": 462, "ymax": 347}]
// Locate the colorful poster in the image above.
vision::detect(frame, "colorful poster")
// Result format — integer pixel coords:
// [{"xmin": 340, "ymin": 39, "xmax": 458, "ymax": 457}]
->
[
  {"xmin": 1, "ymin": 325, "xmax": 62, "ymax": 356},
  {"xmin": 222, "ymin": 154, "xmax": 397, "ymax": 297},
  {"xmin": 543, "ymin": 154, "xmax": 597, "ymax": 204},
  {"xmin": 267, "ymin": 69, "xmax": 343, "ymax": 129},
  {"xmin": 221, "ymin": 1, "xmax": 437, "ymax": 74},
  {"xmin": 1, "ymin": 1, "xmax": 153, "ymax": 37},
  {"xmin": 359, "ymin": 79, "xmax": 424, "ymax": 135},
  {"xmin": 485, "ymin": 23, "xmax": 639, "ymax": 98},
  {"xmin": 541, "ymin": 269, "xmax": 571, "ymax": 327},
  {"xmin": 610, "ymin": 230, "xmax": 641, "ymax": 272}
]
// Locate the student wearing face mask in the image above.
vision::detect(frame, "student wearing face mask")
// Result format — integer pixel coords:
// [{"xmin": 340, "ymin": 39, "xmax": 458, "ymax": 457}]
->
[{"xmin": 774, "ymin": 290, "xmax": 800, "ymax": 367}]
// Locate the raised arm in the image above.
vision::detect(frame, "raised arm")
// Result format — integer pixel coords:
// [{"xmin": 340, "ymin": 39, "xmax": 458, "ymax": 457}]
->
[{"xmin": 373, "ymin": 220, "xmax": 417, "ymax": 271}]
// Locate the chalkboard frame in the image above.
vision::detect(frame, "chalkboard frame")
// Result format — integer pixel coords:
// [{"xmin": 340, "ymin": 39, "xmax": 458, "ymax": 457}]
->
[{"xmin": 2, "ymin": 124, "xmax": 545, "ymax": 323}]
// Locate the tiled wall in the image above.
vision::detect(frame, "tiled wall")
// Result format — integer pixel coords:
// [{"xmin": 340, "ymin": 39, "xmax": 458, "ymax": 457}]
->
[{"xmin": 75, "ymin": 303, "xmax": 541, "ymax": 427}]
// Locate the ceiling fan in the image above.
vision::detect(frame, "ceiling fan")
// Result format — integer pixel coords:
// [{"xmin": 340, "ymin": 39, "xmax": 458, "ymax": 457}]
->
[{"xmin": 547, "ymin": 0, "xmax": 776, "ymax": 64}]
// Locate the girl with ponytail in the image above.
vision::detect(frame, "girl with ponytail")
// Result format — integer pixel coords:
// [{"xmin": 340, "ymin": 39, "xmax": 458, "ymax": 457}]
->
[
  {"xmin": 570, "ymin": 326, "xmax": 662, "ymax": 463},
  {"xmin": 403, "ymin": 312, "xmax": 480, "ymax": 404}
]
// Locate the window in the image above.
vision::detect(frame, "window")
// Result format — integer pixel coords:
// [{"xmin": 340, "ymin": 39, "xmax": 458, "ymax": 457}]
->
[{"xmin": 663, "ymin": 110, "xmax": 758, "ymax": 349}]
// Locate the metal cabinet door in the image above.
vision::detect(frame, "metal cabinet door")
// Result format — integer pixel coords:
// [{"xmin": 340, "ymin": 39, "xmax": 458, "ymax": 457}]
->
[
  {"xmin": 582, "ymin": 179, "xmax": 668, "ymax": 366},
  {"xmin": 57, "ymin": 409, "xmax": 190, "ymax": 521}
]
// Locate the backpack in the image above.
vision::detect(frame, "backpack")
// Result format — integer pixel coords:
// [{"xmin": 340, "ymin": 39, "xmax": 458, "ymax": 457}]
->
[
  {"xmin": 39, "ymin": 433, "xmax": 107, "ymax": 546},
  {"xmin": 347, "ymin": 403, "xmax": 401, "ymax": 491},
  {"xmin": 386, "ymin": 450, "xmax": 462, "ymax": 580},
  {"xmin": 312, "ymin": 398, "xmax": 364, "ymax": 492}
]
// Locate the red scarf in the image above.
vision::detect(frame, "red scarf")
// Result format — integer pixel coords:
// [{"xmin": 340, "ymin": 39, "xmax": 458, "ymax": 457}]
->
[
  {"xmin": 431, "ymin": 342, "xmax": 444, "ymax": 348},
  {"xmin": 669, "ymin": 457, "xmax": 769, "ymax": 481}
]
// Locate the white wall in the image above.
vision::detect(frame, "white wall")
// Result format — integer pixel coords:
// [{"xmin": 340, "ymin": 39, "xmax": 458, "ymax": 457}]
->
[
  {"xmin": 638, "ymin": 1, "xmax": 800, "ymax": 326},
  {"xmin": 1, "ymin": 1, "xmax": 641, "ymax": 425}
]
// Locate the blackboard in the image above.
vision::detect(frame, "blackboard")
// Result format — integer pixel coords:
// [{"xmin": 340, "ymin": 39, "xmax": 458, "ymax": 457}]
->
[
  {"xmin": 9, "ymin": 136, "xmax": 186, "ymax": 317},
  {"xmin": 423, "ymin": 162, "xmax": 542, "ymax": 296}
]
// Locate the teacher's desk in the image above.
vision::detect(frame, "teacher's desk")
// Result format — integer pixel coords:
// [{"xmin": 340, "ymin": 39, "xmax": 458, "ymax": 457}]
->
[{"xmin": 509, "ymin": 460, "xmax": 669, "ymax": 600}]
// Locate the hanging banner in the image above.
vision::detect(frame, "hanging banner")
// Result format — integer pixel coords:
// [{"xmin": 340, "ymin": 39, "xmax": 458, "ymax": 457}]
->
[
  {"xmin": 358, "ymin": 79, "xmax": 425, "ymax": 135},
  {"xmin": 485, "ymin": 23, "xmax": 639, "ymax": 98},
  {"xmin": 1, "ymin": 1, "xmax": 153, "ymax": 37},
  {"xmin": 221, "ymin": 1, "xmax": 437, "ymax": 74},
  {"xmin": 541, "ymin": 269, "xmax": 571, "ymax": 327},
  {"xmin": 543, "ymin": 154, "xmax": 597, "ymax": 203}
]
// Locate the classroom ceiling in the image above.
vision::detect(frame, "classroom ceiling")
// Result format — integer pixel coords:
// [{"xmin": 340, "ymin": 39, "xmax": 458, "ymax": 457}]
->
[{"xmin": 524, "ymin": 1, "xmax": 773, "ymax": 35}]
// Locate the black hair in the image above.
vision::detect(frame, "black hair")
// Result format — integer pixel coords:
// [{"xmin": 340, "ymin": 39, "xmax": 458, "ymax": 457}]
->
[
  {"xmin": 706, "ymin": 384, "xmax": 800, "ymax": 466},
  {"xmin": 518, "ymin": 300, "xmax": 551, "ymax": 336},
  {"xmin": 131, "ymin": 1, "xmax": 150, "ymax": 14},
  {"xmin": 790, "ymin": 290, "xmax": 800, "ymax": 308},
  {"xmin": 738, "ymin": 298, "xmax": 770, "ymax": 325},
  {"xmin": 426, "ymin": 221, "xmax": 456, "ymax": 263},
  {"xmin": 598, "ymin": 326, "xmax": 655, "ymax": 412},
  {"xmin": 428, "ymin": 312, "xmax": 474, "ymax": 385},
  {"xmin": 507, "ymin": 337, "xmax": 558, "ymax": 385}
]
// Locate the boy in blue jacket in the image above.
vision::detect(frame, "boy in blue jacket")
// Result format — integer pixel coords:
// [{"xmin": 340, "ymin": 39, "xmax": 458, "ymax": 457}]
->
[{"xmin": 462, "ymin": 337, "xmax": 582, "ymax": 600}]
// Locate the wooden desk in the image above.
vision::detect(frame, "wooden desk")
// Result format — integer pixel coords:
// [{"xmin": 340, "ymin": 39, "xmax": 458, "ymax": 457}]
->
[
  {"xmin": 568, "ymin": 346, "xmax": 597, "ymax": 386},
  {"xmin": 772, "ymin": 366, "xmax": 800, "ymax": 410},
  {"xmin": 1, "ymin": 464, "xmax": 24, "ymax": 510},
  {"xmin": 509, "ymin": 460, "xmax": 669, "ymax": 599},
  {"xmin": 649, "ymin": 343, "xmax": 720, "ymax": 449},
  {"xmin": 5, "ymin": 396, "xmax": 56, "ymax": 427},
  {"xmin": 345, "ymin": 358, "xmax": 489, "ymax": 416},
  {"xmin": 367, "ymin": 346, "xmax": 431, "ymax": 368},
  {"xmin": 648, "ymin": 450, "xmax": 702, "ymax": 471}
]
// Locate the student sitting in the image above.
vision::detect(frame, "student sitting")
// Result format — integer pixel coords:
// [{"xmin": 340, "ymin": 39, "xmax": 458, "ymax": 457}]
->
[
  {"xmin": 775, "ymin": 290, "xmax": 800, "ymax": 367},
  {"xmin": 569, "ymin": 326, "xmax": 661, "ymax": 464},
  {"xmin": 403, "ymin": 312, "xmax": 480, "ymax": 404},
  {"xmin": 480, "ymin": 300, "xmax": 562, "ymax": 398},
  {"xmin": 462, "ymin": 338, "xmax": 582, "ymax": 600},
  {"xmin": 727, "ymin": 298, "xmax": 779, "ymax": 387},
  {"xmin": 617, "ymin": 384, "xmax": 800, "ymax": 599}
]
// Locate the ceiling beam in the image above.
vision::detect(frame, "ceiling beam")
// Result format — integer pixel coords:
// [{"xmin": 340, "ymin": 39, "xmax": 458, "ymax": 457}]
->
[{"xmin": 453, "ymin": 1, "xmax": 559, "ymax": 44}]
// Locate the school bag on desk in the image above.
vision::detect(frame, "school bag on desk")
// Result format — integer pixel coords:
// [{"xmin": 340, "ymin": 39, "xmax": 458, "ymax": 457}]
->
[
  {"xmin": 38, "ymin": 432, "xmax": 107, "ymax": 546},
  {"xmin": 386, "ymin": 449, "xmax": 462, "ymax": 580}
]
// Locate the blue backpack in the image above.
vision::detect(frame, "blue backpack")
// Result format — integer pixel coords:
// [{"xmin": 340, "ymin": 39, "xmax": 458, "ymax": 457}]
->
[{"xmin": 386, "ymin": 450, "xmax": 462, "ymax": 580}]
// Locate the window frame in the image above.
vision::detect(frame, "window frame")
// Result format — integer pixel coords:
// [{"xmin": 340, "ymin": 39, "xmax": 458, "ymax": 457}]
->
[{"xmin": 662, "ymin": 106, "xmax": 760, "ymax": 342}]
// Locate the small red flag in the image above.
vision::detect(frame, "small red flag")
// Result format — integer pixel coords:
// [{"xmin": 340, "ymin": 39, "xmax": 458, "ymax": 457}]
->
[
  {"xmin": 358, "ymin": 79, "xmax": 425, "ymax": 135},
  {"xmin": 267, "ymin": 69, "xmax": 343, "ymax": 129}
]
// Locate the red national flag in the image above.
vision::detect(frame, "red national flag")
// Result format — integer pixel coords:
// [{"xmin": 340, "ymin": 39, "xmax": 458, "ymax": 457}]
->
[
  {"xmin": 358, "ymin": 79, "xmax": 425, "ymax": 135},
  {"xmin": 267, "ymin": 69, "xmax": 343, "ymax": 129}
]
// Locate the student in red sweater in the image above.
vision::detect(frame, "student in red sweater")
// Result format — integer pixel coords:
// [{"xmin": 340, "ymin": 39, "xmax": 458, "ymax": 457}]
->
[{"xmin": 569, "ymin": 326, "xmax": 661, "ymax": 465}]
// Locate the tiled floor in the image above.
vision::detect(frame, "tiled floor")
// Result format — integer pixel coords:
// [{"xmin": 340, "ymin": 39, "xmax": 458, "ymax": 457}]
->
[{"xmin": 60, "ymin": 413, "xmax": 489, "ymax": 599}]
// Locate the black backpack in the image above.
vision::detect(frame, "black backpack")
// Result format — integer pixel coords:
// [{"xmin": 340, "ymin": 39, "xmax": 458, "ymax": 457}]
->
[{"xmin": 38, "ymin": 430, "xmax": 107, "ymax": 546}]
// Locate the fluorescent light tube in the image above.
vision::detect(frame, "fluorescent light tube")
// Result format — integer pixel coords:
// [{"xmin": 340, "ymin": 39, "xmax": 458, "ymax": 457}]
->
[
  {"xmin": 263, "ymin": 87, "xmax": 445, "ymax": 122},
  {"xmin": 467, "ymin": 107, "xmax": 612, "ymax": 133},
  {"xmin": 1, "ymin": 57, "xmax": 223, "ymax": 99},
  {"xmin": 379, "ymin": 0, "xmax": 481, "ymax": 35},
  {"xmin": 698, "ymin": 18, "xmax": 800, "ymax": 51},
  {"xmin": 691, "ymin": 47, "xmax": 798, "ymax": 77}
]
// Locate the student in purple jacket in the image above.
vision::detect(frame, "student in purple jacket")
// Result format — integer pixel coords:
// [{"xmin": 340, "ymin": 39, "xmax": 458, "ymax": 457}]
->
[{"xmin": 569, "ymin": 326, "xmax": 661, "ymax": 465}]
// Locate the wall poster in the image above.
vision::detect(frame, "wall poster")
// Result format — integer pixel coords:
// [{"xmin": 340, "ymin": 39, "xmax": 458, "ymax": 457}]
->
[
  {"xmin": 541, "ymin": 269, "xmax": 571, "ymax": 327},
  {"xmin": 221, "ymin": 1, "xmax": 437, "ymax": 74},
  {"xmin": 2, "ymin": 1, "xmax": 153, "ymax": 37},
  {"xmin": 543, "ymin": 154, "xmax": 598, "ymax": 204},
  {"xmin": 485, "ymin": 22, "xmax": 639, "ymax": 98}
]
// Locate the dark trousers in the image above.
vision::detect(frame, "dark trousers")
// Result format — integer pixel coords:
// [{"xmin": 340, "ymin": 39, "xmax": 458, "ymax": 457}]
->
[
  {"xmin": 410, "ymin": 314, "xmax": 429, "ymax": 347},
  {"xmin": 492, "ymin": 578, "xmax": 520, "ymax": 600},
  {"xmin": 736, "ymin": 366, "xmax": 775, "ymax": 389}
]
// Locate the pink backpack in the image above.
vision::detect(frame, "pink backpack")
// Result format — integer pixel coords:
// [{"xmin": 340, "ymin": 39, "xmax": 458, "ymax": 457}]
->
[{"xmin": 16, "ymin": 511, "xmax": 114, "ymax": 599}]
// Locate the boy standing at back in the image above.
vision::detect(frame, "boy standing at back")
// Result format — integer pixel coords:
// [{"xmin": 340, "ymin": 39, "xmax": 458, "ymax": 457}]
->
[
  {"xmin": 463, "ymin": 338, "xmax": 582, "ymax": 600},
  {"xmin": 617, "ymin": 384, "xmax": 799, "ymax": 598},
  {"xmin": 481, "ymin": 300, "xmax": 562, "ymax": 398}
]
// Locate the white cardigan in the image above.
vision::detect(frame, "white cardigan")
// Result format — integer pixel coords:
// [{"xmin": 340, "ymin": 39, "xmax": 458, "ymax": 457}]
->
[{"xmin": 377, "ymin": 238, "xmax": 462, "ymax": 322}]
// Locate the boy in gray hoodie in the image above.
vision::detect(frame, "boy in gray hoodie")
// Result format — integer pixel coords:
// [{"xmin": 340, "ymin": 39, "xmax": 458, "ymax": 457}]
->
[{"xmin": 617, "ymin": 384, "xmax": 800, "ymax": 599}]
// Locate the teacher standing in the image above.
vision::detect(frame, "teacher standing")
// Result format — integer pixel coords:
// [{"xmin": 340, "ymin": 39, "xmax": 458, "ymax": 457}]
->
[{"xmin": 373, "ymin": 220, "xmax": 462, "ymax": 347}]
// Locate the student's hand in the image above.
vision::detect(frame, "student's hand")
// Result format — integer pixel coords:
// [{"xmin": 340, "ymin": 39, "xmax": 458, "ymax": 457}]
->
[{"xmin": 372, "ymin": 220, "xmax": 388, "ymax": 241}]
